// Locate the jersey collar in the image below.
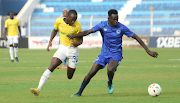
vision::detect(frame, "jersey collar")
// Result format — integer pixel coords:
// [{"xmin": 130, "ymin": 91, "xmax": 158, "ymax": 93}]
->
[{"xmin": 63, "ymin": 17, "xmax": 69, "ymax": 25}]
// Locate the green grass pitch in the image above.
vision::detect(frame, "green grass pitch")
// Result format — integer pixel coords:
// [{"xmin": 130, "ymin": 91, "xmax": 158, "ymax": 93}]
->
[{"xmin": 0, "ymin": 48, "xmax": 180, "ymax": 103}]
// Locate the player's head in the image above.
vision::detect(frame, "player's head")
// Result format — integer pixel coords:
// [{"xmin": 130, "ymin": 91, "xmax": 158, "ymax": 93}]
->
[
  {"xmin": 108, "ymin": 9, "xmax": 118, "ymax": 27},
  {"xmin": 8, "ymin": 11, "xmax": 14, "ymax": 19},
  {"xmin": 63, "ymin": 8, "xmax": 68, "ymax": 17},
  {"xmin": 66, "ymin": 10, "xmax": 77, "ymax": 26}
]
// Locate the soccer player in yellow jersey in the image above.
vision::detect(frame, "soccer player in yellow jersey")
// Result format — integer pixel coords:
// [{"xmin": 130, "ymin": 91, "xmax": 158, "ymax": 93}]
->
[
  {"xmin": 57, "ymin": 8, "xmax": 68, "ymax": 69},
  {"xmin": 30, "ymin": 10, "xmax": 83, "ymax": 96},
  {"xmin": 4, "ymin": 12, "xmax": 22, "ymax": 62}
]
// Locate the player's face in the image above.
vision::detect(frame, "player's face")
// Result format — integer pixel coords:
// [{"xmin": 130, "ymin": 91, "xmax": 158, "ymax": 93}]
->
[
  {"xmin": 108, "ymin": 14, "xmax": 118, "ymax": 27},
  {"xmin": 67, "ymin": 14, "xmax": 77, "ymax": 26},
  {"xmin": 63, "ymin": 10, "xmax": 68, "ymax": 17},
  {"xmin": 9, "ymin": 12, "xmax": 14, "ymax": 19}
]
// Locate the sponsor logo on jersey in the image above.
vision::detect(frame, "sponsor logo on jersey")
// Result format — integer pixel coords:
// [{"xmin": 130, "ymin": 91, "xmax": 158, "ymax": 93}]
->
[
  {"xmin": 116, "ymin": 29, "xmax": 121, "ymax": 34},
  {"xmin": 70, "ymin": 27, "xmax": 75, "ymax": 31}
]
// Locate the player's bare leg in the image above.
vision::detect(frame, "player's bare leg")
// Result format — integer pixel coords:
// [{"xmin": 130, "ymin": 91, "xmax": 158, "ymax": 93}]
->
[
  {"xmin": 107, "ymin": 60, "xmax": 118, "ymax": 94},
  {"xmin": 30, "ymin": 57, "xmax": 62, "ymax": 96},
  {"xmin": 67, "ymin": 66, "xmax": 76, "ymax": 79}
]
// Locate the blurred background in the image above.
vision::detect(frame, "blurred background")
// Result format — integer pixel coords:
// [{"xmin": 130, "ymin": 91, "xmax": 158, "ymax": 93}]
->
[{"xmin": 0, "ymin": 0, "xmax": 180, "ymax": 49}]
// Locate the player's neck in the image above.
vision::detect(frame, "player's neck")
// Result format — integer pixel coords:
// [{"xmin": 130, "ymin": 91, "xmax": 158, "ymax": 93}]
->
[
  {"xmin": 108, "ymin": 22, "xmax": 115, "ymax": 27},
  {"xmin": 10, "ymin": 18, "xmax": 14, "ymax": 20}
]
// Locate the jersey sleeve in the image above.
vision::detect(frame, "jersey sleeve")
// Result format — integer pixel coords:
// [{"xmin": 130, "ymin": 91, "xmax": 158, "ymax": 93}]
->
[
  {"xmin": 54, "ymin": 18, "xmax": 60, "ymax": 30},
  {"xmin": 92, "ymin": 22, "xmax": 102, "ymax": 32},
  {"xmin": 122, "ymin": 25, "xmax": 134, "ymax": 37},
  {"xmin": 4, "ymin": 20, "xmax": 8, "ymax": 28}
]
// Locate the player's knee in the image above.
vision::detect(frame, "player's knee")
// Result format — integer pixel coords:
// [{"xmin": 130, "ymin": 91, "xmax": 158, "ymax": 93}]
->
[
  {"xmin": 67, "ymin": 75, "xmax": 73, "ymax": 79},
  {"xmin": 108, "ymin": 68, "xmax": 114, "ymax": 73}
]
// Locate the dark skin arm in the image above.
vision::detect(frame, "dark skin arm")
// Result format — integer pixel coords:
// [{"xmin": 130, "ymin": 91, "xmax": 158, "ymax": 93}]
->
[
  {"xmin": 47, "ymin": 29, "xmax": 58, "ymax": 51},
  {"xmin": 71, "ymin": 37, "xmax": 83, "ymax": 47},
  {"xmin": 67, "ymin": 29, "xmax": 94, "ymax": 39},
  {"xmin": 18, "ymin": 26, "xmax": 22, "ymax": 40},
  {"xmin": 131, "ymin": 33, "xmax": 158, "ymax": 58},
  {"xmin": 67, "ymin": 29, "xmax": 158, "ymax": 58},
  {"xmin": 4, "ymin": 28, "xmax": 7, "ymax": 40}
]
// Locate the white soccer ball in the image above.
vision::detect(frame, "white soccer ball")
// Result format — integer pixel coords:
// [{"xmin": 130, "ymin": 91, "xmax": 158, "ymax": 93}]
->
[{"xmin": 148, "ymin": 83, "xmax": 162, "ymax": 97}]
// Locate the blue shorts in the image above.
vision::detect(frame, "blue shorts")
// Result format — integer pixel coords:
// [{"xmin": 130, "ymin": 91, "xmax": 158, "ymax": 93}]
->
[{"xmin": 94, "ymin": 53, "xmax": 123, "ymax": 69}]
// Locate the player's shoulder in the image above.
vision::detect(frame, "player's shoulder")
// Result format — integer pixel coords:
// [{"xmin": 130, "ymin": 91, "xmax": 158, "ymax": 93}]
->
[
  {"xmin": 13, "ymin": 18, "xmax": 20, "ymax": 22},
  {"xmin": 97, "ymin": 20, "xmax": 108, "ymax": 26},
  {"xmin": 5, "ymin": 18, "xmax": 10, "ymax": 22},
  {"xmin": 55, "ymin": 17, "xmax": 64, "ymax": 22},
  {"xmin": 117, "ymin": 22, "xmax": 124, "ymax": 26},
  {"xmin": 74, "ymin": 20, "xmax": 81, "ymax": 26},
  {"xmin": 56, "ymin": 17, "xmax": 63, "ymax": 20}
]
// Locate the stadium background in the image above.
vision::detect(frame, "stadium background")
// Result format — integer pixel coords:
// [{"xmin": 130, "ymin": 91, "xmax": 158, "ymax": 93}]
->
[
  {"xmin": 0, "ymin": 0, "xmax": 180, "ymax": 48},
  {"xmin": 0, "ymin": 1, "xmax": 180, "ymax": 103}
]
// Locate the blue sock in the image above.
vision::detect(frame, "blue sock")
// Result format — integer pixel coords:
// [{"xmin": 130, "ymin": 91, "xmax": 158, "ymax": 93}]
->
[
  {"xmin": 108, "ymin": 76, "xmax": 113, "ymax": 84},
  {"xmin": 77, "ymin": 79, "xmax": 89, "ymax": 95},
  {"xmin": 63, "ymin": 60, "xmax": 66, "ymax": 65}
]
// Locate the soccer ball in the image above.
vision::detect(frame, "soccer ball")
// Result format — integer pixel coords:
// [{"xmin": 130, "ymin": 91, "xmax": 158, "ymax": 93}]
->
[{"xmin": 148, "ymin": 83, "xmax": 162, "ymax": 97}]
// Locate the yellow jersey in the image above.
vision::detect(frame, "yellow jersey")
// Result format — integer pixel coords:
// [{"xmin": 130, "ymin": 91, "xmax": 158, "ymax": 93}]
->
[
  {"xmin": 54, "ymin": 17, "xmax": 82, "ymax": 46},
  {"xmin": 5, "ymin": 18, "xmax": 20, "ymax": 36}
]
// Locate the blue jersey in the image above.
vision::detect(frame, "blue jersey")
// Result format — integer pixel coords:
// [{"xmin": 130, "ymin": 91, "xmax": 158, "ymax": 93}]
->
[{"xmin": 92, "ymin": 20, "xmax": 134, "ymax": 56}]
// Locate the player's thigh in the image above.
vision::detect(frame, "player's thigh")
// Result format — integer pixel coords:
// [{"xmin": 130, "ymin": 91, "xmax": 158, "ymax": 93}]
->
[
  {"xmin": 13, "ymin": 36, "xmax": 18, "ymax": 44},
  {"xmin": 94, "ymin": 54, "xmax": 107, "ymax": 68},
  {"xmin": 107, "ymin": 60, "xmax": 118, "ymax": 71},
  {"xmin": 108, "ymin": 55, "xmax": 123, "ymax": 71},
  {"xmin": 66, "ymin": 53, "xmax": 79, "ymax": 69},
  {"xmin": 7, "ymin": 36, "xmax": 13, "ymax": 45},
  {"xmin": 53, "ymin": 48, "xmax": 67, "ymax": 62},
  {"xmin": 89, "ymin": 63, "xmax": 104, "ymax": 73}
]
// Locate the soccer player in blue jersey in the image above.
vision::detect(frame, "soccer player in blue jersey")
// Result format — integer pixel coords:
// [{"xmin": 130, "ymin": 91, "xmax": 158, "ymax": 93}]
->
[{"xmin": 68, "ymin": 9, "xmax": 158, "ymax": 97}]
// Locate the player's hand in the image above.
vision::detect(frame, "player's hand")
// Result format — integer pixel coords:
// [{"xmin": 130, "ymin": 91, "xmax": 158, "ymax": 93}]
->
[
  {"xmin": 19, "ymin": 35, "xmax": 22, "ymax": 40},
  {"xmin": 47, "ymin": 42, "xmax": 52, "ymax": 51},
  {"xmin": 67, "ymin": 35, "xmax": 74, "ymax": 40},
  {"xmin": 147, "ymin": 51, "xmax": 158, "ymax": 58},
  {"xmin": 4, "ymin": 36, "xmax": 7, "ymax": 40},
  {"xmin": 71, "ymin": 42, "xmax": 80, "ymax": 47}
]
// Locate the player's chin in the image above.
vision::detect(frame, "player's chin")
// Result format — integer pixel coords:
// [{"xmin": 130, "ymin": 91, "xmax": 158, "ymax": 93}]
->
[
  {"xmin": 113, "ymin": 24, "xmax": 117, "ymax": 27},
  {"xmin": 69, "ymin": 23, "xmax": 73, "ymax": 26}
]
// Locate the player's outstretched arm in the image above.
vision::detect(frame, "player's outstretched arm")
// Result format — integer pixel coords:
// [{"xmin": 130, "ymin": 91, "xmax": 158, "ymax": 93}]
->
[
  {"xmin": 47, "ymin": 29, "xmax": 58, "ymax": 51},
  {"xmin": 131, "ymin": 33, "xmax": 158, "ymax": 58},
  {"xmin": 67, "ymin": 29, "xmax": 94, "ymax": 39}
]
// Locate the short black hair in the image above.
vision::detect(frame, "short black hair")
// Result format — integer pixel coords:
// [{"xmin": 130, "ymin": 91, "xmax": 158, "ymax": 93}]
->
[
  {"xmin": 108, "ymin": 9, "xmax": 118, "ymax": 17},
  {"xmin": 8, "ymin": 11, "xmax": 14, "ymax": 15},
  {"xmin": 68, "ymin": 10, "xmax": 77, "ymax": 16}
]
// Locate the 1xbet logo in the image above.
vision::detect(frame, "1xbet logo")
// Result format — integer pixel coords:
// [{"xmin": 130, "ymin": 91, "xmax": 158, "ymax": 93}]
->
[{"xmin": 156, "ymin": 37, "xmax": 180, "ymax": 48}]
